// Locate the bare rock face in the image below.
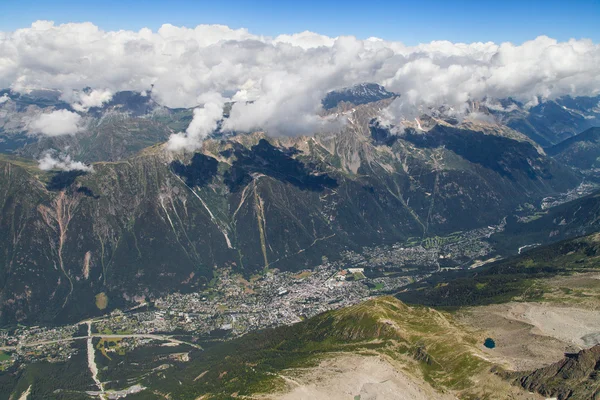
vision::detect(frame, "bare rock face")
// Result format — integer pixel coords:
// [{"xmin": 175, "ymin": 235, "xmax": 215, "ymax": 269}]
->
[
  {"xmin": 508, "ymin": 345, "xmax": 600, "ymax": 400},
  {"xmin": 321, "ymin": 83, "xmax": 398, "ymax": 110}
]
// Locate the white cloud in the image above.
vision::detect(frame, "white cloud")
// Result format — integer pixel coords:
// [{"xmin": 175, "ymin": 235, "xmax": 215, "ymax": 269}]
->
[
  {"xmin": 0, "ymin": 21, "xmax": 599, "ymax": 149},
  {"xmin": 167, "ymin": 92, "xmax": 226, "ymax": 151},
  {"xmin": 63, "ymin": 88, "xmax": 113, "ymax": 112},
  {"xmin": 0, "ymin": 93, "xmax": 9, "ymax": 103},
  {"xmin": 29, "ymin": 109, "xmax": 82, "ymax": 136},
  {"xmin": 274, "ymin": 31, "xmax": 336, "ymax": 49},
  {"xmin": 38, "ymin": 152, "xmax": 92, "ymax": 171}
]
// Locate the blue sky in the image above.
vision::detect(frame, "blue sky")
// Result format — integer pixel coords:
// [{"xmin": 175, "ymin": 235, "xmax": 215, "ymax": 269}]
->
[{"xmin": 1, "ymin": 0, "xmax": 599, "ymax": 44}]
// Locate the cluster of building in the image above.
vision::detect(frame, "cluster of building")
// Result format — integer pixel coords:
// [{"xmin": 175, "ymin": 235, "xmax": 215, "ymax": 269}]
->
[
  {"xmin": 2, "ymin": 221, "xmax": 506, "ymax": 367},
  {"xmin": 541, "ymin": 182, "xmax": 598, "ymax": 209},
  {"xmin": 340, "ymin": 222, "xmax": 502, "ymax": 273},
  {"xmin": 0, "ymin": 325, "xmax": 80, "ymax": 365}
]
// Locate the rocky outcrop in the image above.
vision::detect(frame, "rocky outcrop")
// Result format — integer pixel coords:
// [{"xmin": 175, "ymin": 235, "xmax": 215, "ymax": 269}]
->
[{"xmin": 509, "ymin": 345, "xmax": 600, "ymax": 400}]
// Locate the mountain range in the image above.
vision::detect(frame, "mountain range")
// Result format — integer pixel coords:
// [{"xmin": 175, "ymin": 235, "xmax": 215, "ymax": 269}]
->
[
  {"xmin": 1, "ymin": 84, "xmax": 598, "ymax": 325},
  {"xmin": 1, "ymin": 83, "xmax": 600, "ymax": 399}
]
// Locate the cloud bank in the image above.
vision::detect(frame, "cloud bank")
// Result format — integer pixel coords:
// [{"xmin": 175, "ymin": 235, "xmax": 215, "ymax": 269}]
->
[
  {"xmin": 28, "ymin": 109, "xmax": 83, "ymax": 136},
  {"xmin": 1, "ymin": 21, "xmax": 600, "ymax": 149}
]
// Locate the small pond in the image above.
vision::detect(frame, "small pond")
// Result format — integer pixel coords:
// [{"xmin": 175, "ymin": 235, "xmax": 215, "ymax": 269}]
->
[{"xmin": 483, "ymin": 338, "xmax": 496, "ymax": 349}]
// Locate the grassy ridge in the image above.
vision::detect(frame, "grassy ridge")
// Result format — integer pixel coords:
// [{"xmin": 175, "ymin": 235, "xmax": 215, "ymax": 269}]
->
[{"xmin": 140, "ymin": 297, "xmax": 507, "ymax": 399}]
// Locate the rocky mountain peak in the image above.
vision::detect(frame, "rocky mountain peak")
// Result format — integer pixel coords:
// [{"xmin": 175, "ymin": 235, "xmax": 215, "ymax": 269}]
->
[
  {"xmin": 322, "ymin": 83, "xmax": 398, "ymax": 110},
  {"xmin": 509, "ymin": 345, "xmax": 600, "ymax": 400}
]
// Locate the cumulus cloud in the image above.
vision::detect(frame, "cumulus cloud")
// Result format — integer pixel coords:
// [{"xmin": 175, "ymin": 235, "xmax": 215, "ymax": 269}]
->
[
  {"xmin": 63, "ymin": 88, "xmax": 113, "ymax": 112},
  {"xmin": 1, "ymin": 21, "xmax": 599, "ymax": 148},
  {"xmin": 0, "ymin": 93, "xmax": 9, "ymax": 104},
  {"xmin": 379, "ymin": 37, "xmax": 600, "ymax": 124},
  {"xmin": 273, "ymin": 31, "xmax": 336, "ymax": 49},
  {"xmin": 167, "ymin": 92, "xmax": 226, "ymax": 151},
  {"xmin": 28, "ymin": 109, "xmax": 83, "ymax": 136},
  {"xmin": 38, "ymin": 152, "xmax": 92, "ymax": 171}
]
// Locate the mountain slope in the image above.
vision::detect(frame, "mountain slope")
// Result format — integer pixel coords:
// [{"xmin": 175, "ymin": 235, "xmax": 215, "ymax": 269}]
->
[
  {"xmin": 0, "ymin": 89, "xmax": 193, "ymax": 162},
  {"xmin": 397, "ymin": 232, "xmax": 600, "ymax": 308},
  {"xmin": 490, "ymin": 189, "xmax": 600, "ymax": 254},
  {"xmin": 499, "ymin": 96, "xmax": 600, "ymax": 147},
  {"xmin": 106, "ymin": 297, "xmax": 533, "ymax": 399},
  {"xmin": 0, "ymin": 153, "xmax": 226, "ymax": 324},
  {"xmin": 507, "ymin": 345, "xmax": 600, "ymax": 400},
  {"xmin": 547, "ymin": 127, "xmax": 600, "ymax": 172}
]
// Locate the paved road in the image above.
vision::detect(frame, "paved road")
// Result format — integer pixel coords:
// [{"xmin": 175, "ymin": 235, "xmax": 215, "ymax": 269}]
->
[{"xmin": 1, "ymin": 333, "xmax": 202, "ymax": 351}]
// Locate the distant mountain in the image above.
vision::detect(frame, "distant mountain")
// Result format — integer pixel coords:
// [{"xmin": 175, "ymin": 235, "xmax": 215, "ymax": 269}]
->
[
  {"xmin": 1, "ymin": 86, "xmax": 599, "ymax": 162},
  {"xmin": 0, "ymin": 88, "xmax": 69, "ymax": 111},
  {"xmin": 22, "ymin": 110, "xmax": 192, "ymax": 163},
  {"xmin": 0, "ymin": 89, "xmax": 193, "ymax": 162},
  {"xmin": 547, "ymin": 126, "xmax": 600, "ymax": 171},
  {"xmin": 321, "ymin": 83, "xmax": 398, "ymax": 109},
  {"xmin": 492, "ymin": 96, "xmax": 600, "ymax": 147},
  {"xmin": 87, "ymin": 90, "xmax": 161, "ymax": 117}
]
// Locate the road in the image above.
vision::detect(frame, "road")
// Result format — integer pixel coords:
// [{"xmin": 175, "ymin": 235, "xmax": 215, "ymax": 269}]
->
[{"xmin": 0, "ymin": 333, "xmax": 202, "ymax": 351}]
